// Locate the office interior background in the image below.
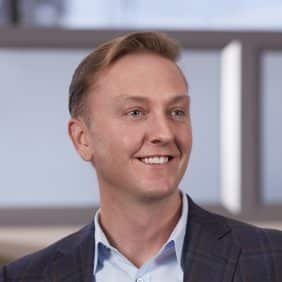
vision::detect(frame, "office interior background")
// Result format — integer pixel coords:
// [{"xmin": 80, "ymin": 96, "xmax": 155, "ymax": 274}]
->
[{"xmin": 0, "ymin": 0, "xmax": 282, "ymax": 265}]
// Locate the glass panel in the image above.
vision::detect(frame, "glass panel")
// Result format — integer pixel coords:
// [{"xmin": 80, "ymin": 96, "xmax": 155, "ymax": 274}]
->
[
  {"xmin": 0, "ymin": 48, "xmax": 100, "ymax": 207},
  {"xmin": 261, "ymin": 51, "xmax": 282, "ymax": 204},
  {"xmin": 178, "ymin": 50, "xmax": 220, "ymax": 203}
]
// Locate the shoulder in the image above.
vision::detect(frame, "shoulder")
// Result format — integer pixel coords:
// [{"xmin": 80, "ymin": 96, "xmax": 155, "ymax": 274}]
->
[
  {"xmin": 224, "ymin": 216, "xmax": 282, "ymax": 256},
  {"xmin": 221, "ymin": 216, "xmax": 282, "ymax": 280},
  {"xmin": 204, "ymin": 207, "xmax": 282, "ymax": 253},
  {"xmin": 187, "ymin": 196, "xmax": 282, "ymax": 280},
  {"xmin": 0, "ymin": 223, "xmax": 94, "ymax": 281},
  {"xmin": 204, "ymin": 209, "xmax": 282, "ymax": 271},
  {"xmin": 187, "ymin": 194, "xmax": 282, "ymax": 253}
]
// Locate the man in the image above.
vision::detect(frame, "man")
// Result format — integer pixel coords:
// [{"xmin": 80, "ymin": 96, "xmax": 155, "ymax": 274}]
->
[{"xmin": 1, "ymin": 32, "xmax": 282, "ymax": 282}]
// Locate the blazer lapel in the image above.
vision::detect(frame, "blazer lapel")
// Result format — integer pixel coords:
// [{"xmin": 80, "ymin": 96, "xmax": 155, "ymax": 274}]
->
[
  {"xmin": 182, "ymin": 196, "xmax": 241, "ymax": 282},
  {"xmin": 45, "ymin": 223, "xmax": 95, "ymax": 282}
]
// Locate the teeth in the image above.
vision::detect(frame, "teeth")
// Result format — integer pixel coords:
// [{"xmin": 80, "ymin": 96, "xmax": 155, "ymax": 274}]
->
[{"xmin": 140, "ymin": 156, "xmax": 169, "ymax": 164}]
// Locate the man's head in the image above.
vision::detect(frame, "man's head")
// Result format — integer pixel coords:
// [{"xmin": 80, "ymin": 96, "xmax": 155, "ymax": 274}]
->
[
  {"xmin": 68, "ymin": 32, "xmax": 187, "ymax": 120},
  {"xmin": 68, "ymin": 32, "xmax": 192, "ymax": 203}
]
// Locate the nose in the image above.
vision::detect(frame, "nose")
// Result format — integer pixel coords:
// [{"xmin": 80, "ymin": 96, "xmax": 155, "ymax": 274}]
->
[{"xmin": 148, "ymin": 113, "xmax": 174, "ymax": 145}]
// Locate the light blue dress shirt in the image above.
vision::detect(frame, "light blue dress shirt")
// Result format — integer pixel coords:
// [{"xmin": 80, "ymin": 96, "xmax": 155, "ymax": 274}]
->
[{"xmin": 93, "ymin": 192, "xmax": 188, "ymax": 282}]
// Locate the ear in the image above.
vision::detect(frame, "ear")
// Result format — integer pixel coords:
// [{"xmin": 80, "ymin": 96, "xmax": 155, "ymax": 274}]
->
[{"xmin": 68, "ymin": 118, "xmax": 93, "ymax": 161}]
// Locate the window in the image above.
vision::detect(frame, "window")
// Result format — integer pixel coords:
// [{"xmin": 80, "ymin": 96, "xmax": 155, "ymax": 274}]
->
[{"xmin": 261, "ymin": 51, "xmax": 282, "ymax": 204}]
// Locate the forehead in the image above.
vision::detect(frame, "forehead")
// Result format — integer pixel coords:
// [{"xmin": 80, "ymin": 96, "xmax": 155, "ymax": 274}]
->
[
  {"xmin": 89, "ymin": 52, "xmax": 188, "ymax": 105},
  {"xmin": 113, "ymin": 94, "xmax": 190, "ymax": 106}
]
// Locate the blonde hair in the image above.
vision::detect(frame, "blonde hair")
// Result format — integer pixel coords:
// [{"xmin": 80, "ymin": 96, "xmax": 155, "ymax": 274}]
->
[{"xmin": 68, "ymin": 32, "xmax": 183, "ymax": 118}]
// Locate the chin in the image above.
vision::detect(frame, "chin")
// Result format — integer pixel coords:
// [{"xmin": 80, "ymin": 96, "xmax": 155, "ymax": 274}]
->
[{"xmin": 135, "ymin": 182, "xmax": 179, "ymax": 202}]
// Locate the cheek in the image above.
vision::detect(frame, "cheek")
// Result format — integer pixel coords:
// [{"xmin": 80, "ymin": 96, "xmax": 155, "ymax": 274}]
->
[
  {"xmin": 118, "ymin": 127, "xmax": 145, "ymax": 154},
  {"xmin": 178, "ymin": 126, "xmax": 193, "ymax": 152},
  {"xmin": 92, "ymin": 123, "xmax": 144, "ymax": 157}
]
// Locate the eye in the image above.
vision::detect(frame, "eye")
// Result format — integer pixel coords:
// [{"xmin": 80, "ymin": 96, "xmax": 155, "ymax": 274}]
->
[
  {"xmin": 127, "ymin": 109, "xmax": 144, "ymax": 117},
  {"xmin": 171, "ymin": 109, "xmax": 186, "ymax": 118}
]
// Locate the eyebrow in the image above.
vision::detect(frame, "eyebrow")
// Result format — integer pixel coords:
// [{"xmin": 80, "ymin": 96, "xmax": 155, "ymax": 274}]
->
[{"xmin": 115, "ymin": 94, "xmax": 190, "ymax": 104}]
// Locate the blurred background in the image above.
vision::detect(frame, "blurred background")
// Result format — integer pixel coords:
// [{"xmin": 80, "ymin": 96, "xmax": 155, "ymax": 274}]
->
[
  {"xmin": 0, "ymin": 0, "xmax": 282, "ymax": 265},
  {"xmin": 1, "ymin": 0, "xmax": 282, "ymax": 29}
]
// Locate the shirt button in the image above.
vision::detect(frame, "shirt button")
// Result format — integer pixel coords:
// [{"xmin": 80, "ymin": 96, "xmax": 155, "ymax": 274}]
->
[{"xmin": 136, "ymin": 279, "xmax": 144, "ymax": 282}]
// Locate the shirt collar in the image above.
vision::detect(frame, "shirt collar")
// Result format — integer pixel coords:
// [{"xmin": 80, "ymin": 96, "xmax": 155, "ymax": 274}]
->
[
  {"xmin": 93, "ymin": 209, "xmax": 111, "ymax": 274},
  {"xmin": 164, "ymin": 191, "xmax": 188, "ymax": 266},
  {"xmin": 93, "ymin": 191, "xmax": 189, "ymax": 273}
]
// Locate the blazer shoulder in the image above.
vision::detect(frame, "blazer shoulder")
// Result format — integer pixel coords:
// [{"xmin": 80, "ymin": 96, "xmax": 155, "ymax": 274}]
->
[
  {"xmin": 0, "ymin": 223, "xmax": 94, "ymax": 281},
  {"xmin": 221, "ymin": 217, "xmax": 282, "ymax": 280},
  {"xmin": 223, "ymin": 216, "xmax": 282, "ymax": 253},
  {"xmin": 188, "ymin": 194, "xmax": 282, "ymax": 253},
  {"xmin": 188, "ymin": 196, "xmax": 282, "ymax": 281}
]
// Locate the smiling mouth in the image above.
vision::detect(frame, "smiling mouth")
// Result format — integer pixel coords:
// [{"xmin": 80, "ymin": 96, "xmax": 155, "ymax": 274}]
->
[{"xmin": 137, "ymin": 156, "xmax": 174, "ymax": 165}]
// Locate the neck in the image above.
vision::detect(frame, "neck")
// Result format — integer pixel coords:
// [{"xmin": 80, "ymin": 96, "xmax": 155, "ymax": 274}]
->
[{"xmin": 98, "ymin": 189, "xmax": 182, "ymax": 268}]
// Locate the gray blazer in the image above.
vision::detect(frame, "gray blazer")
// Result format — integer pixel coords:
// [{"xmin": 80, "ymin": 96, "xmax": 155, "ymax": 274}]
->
[{"xmin": 1, "ymin": 195, "xmax": 282, "ymax": 281}]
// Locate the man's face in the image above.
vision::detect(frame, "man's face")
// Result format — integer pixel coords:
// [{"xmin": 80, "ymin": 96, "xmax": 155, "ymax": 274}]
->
[{"xmin": 78, "ymin": 52, "xmax": 192, "ymax": 202}]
